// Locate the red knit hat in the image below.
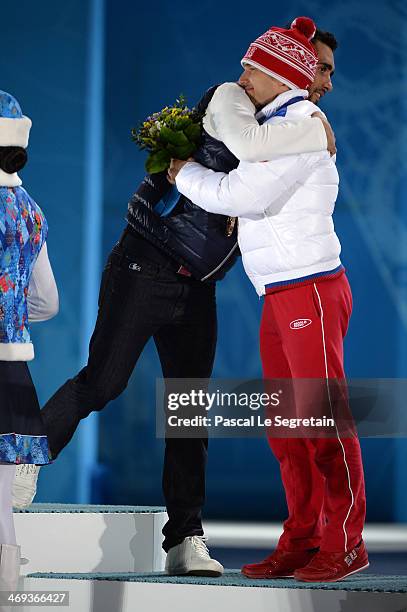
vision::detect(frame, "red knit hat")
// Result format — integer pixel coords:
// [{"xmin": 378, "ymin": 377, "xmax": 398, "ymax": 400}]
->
[{"xmin": 241, "ymin": 17, "xmax": 319, "ymax": 90}]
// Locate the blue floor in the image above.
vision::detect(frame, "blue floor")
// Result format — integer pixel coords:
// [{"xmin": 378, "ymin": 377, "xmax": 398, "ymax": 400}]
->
[
  {"xmin": 28, "ymin": 570, "xmax": 407, "ymax": 592},
  {"xmin": 211, "ymin": 547, "xmax": 407, "ymax": 575}
]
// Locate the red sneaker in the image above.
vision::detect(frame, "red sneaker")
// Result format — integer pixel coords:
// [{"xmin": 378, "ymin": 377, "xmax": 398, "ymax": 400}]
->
[
  {"xmin": 294, "ymin": 540, "xmax": 369, "ymax": 582},
  {"xmin": 241, "ymin": 548, "xmax": 318, "ymax": 579}
]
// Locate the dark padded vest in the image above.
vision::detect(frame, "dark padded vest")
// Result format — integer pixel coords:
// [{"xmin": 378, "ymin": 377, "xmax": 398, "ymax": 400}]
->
[{"xmin": 126, "ymin": 86, "xmax": 240, "ymax": 281}]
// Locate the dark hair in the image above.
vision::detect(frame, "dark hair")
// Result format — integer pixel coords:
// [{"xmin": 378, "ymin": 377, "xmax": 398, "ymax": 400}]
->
[
  {"xmin": 0, "ymin": 146, "xmax": 27, "ymax": 174},
  {"xmin": 283, "ymin": 23, "xmax": 338, "ymax": 51},
  {"xmin": 312, "ymin": 29, "xmax": 338, "ymax": 51}
]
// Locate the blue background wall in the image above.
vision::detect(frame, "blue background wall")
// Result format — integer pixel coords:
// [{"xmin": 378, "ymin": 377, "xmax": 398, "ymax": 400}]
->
[{"xmin": 1, "ymin": 0, "xmax": 406, "ymax": 522}]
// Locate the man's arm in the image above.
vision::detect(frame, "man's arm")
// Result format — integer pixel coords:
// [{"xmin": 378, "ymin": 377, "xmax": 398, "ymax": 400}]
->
[
  {"xmin": 129, "ymin": 171, "xmax": 172, "ymax": 210},
  {"xmin": 205, "ymin": 83, "xmax": 335, "ymax": 160},
  {"xmin": 175, "ymin": 152, "xmax": 326, "ymax": 217}
]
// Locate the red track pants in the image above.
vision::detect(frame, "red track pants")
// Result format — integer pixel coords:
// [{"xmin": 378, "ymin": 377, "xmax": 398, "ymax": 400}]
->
[{"xmin": 260, "ymin": 274, "xmax": 366, "ymax": 552}]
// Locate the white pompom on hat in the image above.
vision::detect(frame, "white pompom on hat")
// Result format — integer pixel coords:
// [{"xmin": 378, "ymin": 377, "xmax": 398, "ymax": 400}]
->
[
  {"xmin": 0, "ymin": 91, "xmax": 32, "ymax": 148},
  {"xmin": 241, "ymin": 17, "xmax": 319, "ymax": 90}
]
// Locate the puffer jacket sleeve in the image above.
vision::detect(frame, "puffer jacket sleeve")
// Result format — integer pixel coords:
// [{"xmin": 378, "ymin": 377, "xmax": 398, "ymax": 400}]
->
[
  {"xmin": 176, "ymin": 152, "xmax": 327, "ymax": 217},
  {"xmin": 130, "ymin": 171, "xmax": 171, "ymax": 210},
  {"xmin": 204, "ymin": 83, "xmax": 327, "ymax": 162}
]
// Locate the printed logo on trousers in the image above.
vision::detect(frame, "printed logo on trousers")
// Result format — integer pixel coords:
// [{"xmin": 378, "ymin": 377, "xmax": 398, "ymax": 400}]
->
[
  {"xmin": 290, "ymin": 319, "xmax": 312, "ymax": 330},
  {"xmin": 344, "ymin": 549, "xmax": 358, "ymax": 567}
]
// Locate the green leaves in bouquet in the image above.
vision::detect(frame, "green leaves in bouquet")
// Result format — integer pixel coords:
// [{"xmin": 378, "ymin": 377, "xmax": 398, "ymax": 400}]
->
[
  {"xmin": 134, "ymin": 93, "xmax": 203, "ymax": 173},
  {"xmin": 184, "ymin": 122, "xmax": 201, "ymax": 144},
  {"xmin": 160, "ymin": 125, "xmax": 189, "ymax": 147},
  {"xmin": 146, "ymin": 149, "xmax": 171, "ymax": 174},
  {"xmin": 159, "ymin": 126, "xmax": 197, "ymax": 160}
]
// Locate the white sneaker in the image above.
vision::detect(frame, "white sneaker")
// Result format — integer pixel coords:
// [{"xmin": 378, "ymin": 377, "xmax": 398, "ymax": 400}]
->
[
  {"xmin": 165, "ymin": 536, "xmax": 224, "ymax": 577},
  {"xmin": 12, "ymin": 465, "xmax": 40, "ymax": 509}
]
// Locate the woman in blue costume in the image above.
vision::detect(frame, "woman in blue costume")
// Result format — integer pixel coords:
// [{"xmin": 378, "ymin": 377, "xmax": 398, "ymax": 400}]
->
[{"xmin": 0, "ymin": 90, "xmax": 58, "ymax": 589}]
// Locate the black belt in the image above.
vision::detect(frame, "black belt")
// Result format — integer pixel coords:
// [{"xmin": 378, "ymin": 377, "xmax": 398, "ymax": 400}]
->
[{"xmin": 117, "ymin": 227, "xmax": 192, "ymax": 277}]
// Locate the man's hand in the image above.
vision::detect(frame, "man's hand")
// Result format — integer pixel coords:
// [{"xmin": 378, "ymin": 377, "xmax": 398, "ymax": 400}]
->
[
  {"xmin": 167, "ymin": 158, "xmax": 194, "ymax": 184},
  {"xmin": 312, "ymin": 112, "xmax": 336, "ymax": 156}
]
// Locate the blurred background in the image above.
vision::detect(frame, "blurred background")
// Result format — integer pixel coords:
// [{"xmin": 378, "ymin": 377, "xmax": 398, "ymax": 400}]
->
[{"xmin": 1, "ymin": 0, "xmax": 407, "ymax": 570}]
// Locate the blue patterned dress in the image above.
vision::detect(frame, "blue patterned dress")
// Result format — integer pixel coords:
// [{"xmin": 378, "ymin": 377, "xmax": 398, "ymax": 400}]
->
[{"xmin": 0, "ymin": 185, "xmax": 51, "ymax": 464}]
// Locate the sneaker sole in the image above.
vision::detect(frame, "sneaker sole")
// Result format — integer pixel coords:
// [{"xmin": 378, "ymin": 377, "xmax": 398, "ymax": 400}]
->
[
  {"xmin": 295, "ymin": 561, "xmax": 370, "ymax": 583},
  {"xmin": 166, "ymin": 568, "xmax": 223, "ymax": 577},
  {"xmin": 241, "ymin": 571, "xmax": 294, "ymax": 579}
]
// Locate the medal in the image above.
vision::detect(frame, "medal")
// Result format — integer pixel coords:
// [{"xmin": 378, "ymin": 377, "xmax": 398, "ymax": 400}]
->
[{"xmin": 226, "ymin": 217, "xmax": 236, "ymax": 237}]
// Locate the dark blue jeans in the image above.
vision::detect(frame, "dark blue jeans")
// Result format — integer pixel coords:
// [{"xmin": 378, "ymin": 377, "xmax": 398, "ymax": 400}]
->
[{"xmin": 41, "ymin": 228, "xmax": 217, "ymax": 552}]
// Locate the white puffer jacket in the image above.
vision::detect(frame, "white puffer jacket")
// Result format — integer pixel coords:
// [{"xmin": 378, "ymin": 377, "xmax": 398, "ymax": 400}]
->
[
  {"xmin": 203, "ymin": 82, "xmax": 327, "ymax": 159},
  {"xmin": 176, "ymin": 88, "xmax": 341, "ymax": 296}
]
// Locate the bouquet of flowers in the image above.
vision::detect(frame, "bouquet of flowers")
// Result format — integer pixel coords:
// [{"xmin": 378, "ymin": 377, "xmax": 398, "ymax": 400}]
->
[{"xmin": 132, "ymin": 95, "xmax": 203, "ymax": 174}]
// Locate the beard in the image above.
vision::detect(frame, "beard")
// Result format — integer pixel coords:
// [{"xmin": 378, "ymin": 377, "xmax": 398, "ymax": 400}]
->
[
  {"xmin": 308, "ymin": 90, "xmax": 324, "ymax": 105},
  {"xmin": 243, "ymin": 89, "xmax": 260, "ymax": 108}
]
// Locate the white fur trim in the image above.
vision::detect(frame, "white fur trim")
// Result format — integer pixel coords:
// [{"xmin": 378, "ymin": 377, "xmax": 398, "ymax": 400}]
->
[
  {"xmin": 0, "ymin": 343, "xmax": 34, "ymax": 361},
  {"xmin": 0, "ymin": 168, "xmax": 21, "ymax": 187},
  {"xmin": 0, "ymin": 116, "xmax": 31, "ymax": 147}
]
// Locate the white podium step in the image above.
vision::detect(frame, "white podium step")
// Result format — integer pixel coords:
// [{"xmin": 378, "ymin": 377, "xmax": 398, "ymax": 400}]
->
[
  {"xmin": 20, "ymin": 573, "xmax": 407, "ymax": 612},
  {"xmin": 13, "ymin": 507, "xmax": 407, "ymax": 612},
  {"xmin": 14, "ymin": 504, "xmax": 167, "ymax": 575}
]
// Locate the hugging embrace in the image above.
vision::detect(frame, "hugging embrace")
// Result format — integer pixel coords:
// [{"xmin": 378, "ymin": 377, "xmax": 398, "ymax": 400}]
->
[{"xmin": 9, "ymin": 15, "xmax": 367, "ymax": 585}]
